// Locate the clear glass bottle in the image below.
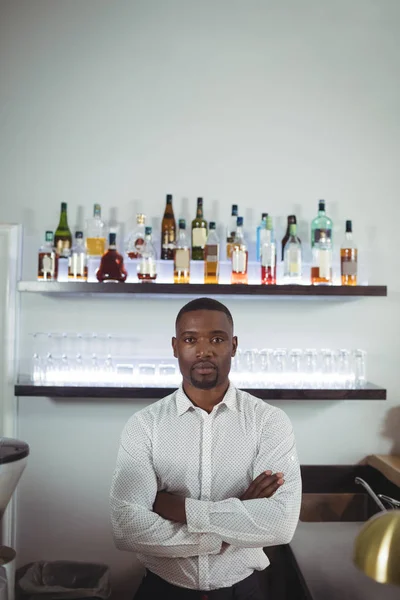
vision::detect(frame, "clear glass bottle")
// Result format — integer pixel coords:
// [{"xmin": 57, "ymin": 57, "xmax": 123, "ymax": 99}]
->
[
  {"xmin": 341, "ymin": 220, "xmax": 358, "ymax": 285},
  {"xmin": 68, "ymin": 231, "xmax": 88, "ymax": 281},
  {"xmin": 311, "ymin": 230, "xmax": 332, "ymax": 285},
  {"xmin": 96, "ymin": 232, "xmax": 127, "ymax": 283},
  {"xmin": 126, "ymin": 214, "xmax": 146, "ymax": 259},
  {"xmin": 231, "ymin": 217, "xmax": 248, "ymax": 284},
  {"xmin": 54, "ymin": 202, "xmax": 72, "ymax": 258},
  {"xmin": 226, "ymin": 204, "xmax": 238, "ymax": 260},
  {"xmin": 256, "ymin": 212, "xmax": 268, "ymax": 261},
  {"xmin": 191, "ymin": 197, "xmax": 207, "ymax": 260},
  {"xmin": 37, "ymin": 231, "xmax": 58, "ymax": 281},
  {"xmin": 311, "ymin": 199, "xmax": 333, "ymax": 248},
  {"xmin": 281, "ymin": 215, "xmax": 297, "ymax": 261},
  {"xmin": 138, "ymin": 226, "xmax": 157, "ymax": 282},
  {"xmin": 204, "ymin": 222, "xmax": 220, "ymax": 284},
  {"xmin": 161, "ymin": 194, "xmax": 176, "ymax": 260},
  {"xmin": 85, "ymin": 203, "xmax": 106, "ymax": 257},
  {"xmin": 261, "ymin": 216, "xmax": 276, "ymax": 285},
  {"xmin": 284, "ymin": 223, "xmax": 302, "ymax": 284},
  {"xmin": 174, "ymin": 219, "xmax": 191, "ymax": 284}
]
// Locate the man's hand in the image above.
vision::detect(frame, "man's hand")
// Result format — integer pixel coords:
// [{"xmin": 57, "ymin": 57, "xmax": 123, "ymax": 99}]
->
[
  {"xmin": 240, "ymin": 470, "xmax": 284, "ymax": 500},
  {"xmin": 153, "ymin": 491, "xmax": 187, "ymax": 524}
]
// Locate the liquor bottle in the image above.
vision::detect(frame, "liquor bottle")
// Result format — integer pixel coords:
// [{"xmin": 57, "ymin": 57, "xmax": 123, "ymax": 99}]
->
[
  {"xmin": 311, "ymin": 230, "xmax": 332, "ymax": 285},
  {"xmin": 126, "ymin": 214, "xmax": 146, "ymax": 259},
  {"xmin": 85, "ymin": 203, "xmax": 106, "ymax": 257},
  {"xmin": 161, "ymin": 194, "xmax": 176, "ymax": 260},
  {"xmin": 341, "ymin": 220, "xmax": 358, "ymax": 286},
  {"xmin": 204, "ymin": 222, "xmax": 220, "ymax": 284},
  {"xmin": 261, "ymin": 216, "xmax": 276, "ymax": 285},
  {"xmin": 138, "ymin": 226, "xmax": 157, "ymax": 282},
  {"xmin": 37, "ymin": 231, "xmax": 58, "ymax": 281},
  {"xmin": 174, "ymin": 219, "xmax": 190, "ymax": 284},
  {"xmin": 256, "ymin": 212, "xmax": 268, "ymax": 261},
  {"xmin": 283, "ymin": 223, "xmax": 302, "ymax": 284},
  {"xmin": 281, "ymin": 215, "xmax": 297, "ymax": 261},
  {"xmin": 226, "ymin": 204, "xmax": 238, "ymax": 260},
  {"xmin": 311, "ymin": 199, "xmax": 333, "ymax": 248},
  {"xmin": 68, "ymin": 231, "xmax": 88, "ymax": 281},
  {"xmin": 231, "ymin": 217, "xmax": 248, "ymax": 284},
  {"xmin": 96, "ymin": 232, "xmax": 127, "ymax": 283},
  {"xmin": 54, "ymin": 202, "xmax": 72, "ymax": 258},
  {"xmin": 191, "ymin": 197, "xmax": 207, "ymax": 260}
]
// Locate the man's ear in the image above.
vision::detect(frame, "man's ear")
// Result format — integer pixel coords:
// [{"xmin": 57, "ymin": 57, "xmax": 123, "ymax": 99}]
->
[
  {"xmin": 172, "ymin": 336, "xmax": 178, "ymax": 358},
  {"xmin": 232, "ymin": 336, "xmax": 238, "ymax": 357}
]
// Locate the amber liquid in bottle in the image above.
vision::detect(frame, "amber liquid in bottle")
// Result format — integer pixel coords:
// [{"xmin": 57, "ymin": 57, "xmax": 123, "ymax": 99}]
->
[
  {"xmin": 161, "ymin": 194, "xmax": 176, "ymax": 260},
  {"xmin": 341, "ymin": 248, "xmax": 358, "ymax": 285},
  {"xmin": 97, "ymin": 233, "xmax": 127, "ymax": 282},
  {"xmin": 204, "ymin": 247, "xmax": 219, "ymax": 284},
  {"xmin": 261, "ymin": 265, "xmax": 276, "ymax": 285},
  {"xmin": 231, "ymin": 251, "xmax": 248, "ymax": 284}
]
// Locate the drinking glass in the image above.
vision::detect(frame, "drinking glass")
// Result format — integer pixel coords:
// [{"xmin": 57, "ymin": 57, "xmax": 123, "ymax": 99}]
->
[
  {"xmin": 303, "ymin": 349, "xmax": 318, "ymax": 389},
  {"xmin": 353, "ymin": 349, "xmax": 367, "ymax": 388},
  {"xmin": 336, "ymin": 349, "xmax": 352, "ymax": 389},
  {"xmin": 258, "ymin": 349, "xmax": 274, "ymax": 388},
  {"xmin": 273, "ymin": 349, "xmax": 287, "ymax": 388},
  {"xmin": 242, "ymin": 349, "xmax": 258, "ymax": 387},
  {"xmin": 288, "ymin": 349, "xmax": 303, "ymax": 388},
  {"xmin": 320, "ymin": 349, "xmax": 334, "ymax": 389}
]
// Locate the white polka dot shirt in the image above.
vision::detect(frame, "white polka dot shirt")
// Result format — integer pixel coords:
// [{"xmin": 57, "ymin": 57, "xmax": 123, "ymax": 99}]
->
[{"xmin": 110, "ymin": 383, "xmax": 302, "ymax": 591}]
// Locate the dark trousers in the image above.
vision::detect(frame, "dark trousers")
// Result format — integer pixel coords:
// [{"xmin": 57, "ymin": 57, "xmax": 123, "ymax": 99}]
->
[{"xmin": 134, "ymin": 570, "xmax": 264, "ymax": 600}]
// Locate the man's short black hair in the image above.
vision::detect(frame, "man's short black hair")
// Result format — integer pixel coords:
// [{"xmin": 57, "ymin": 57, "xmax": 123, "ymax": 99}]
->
[{"xmin": 175, "ymin": 297, "xmax": 234, "ymax": 330}]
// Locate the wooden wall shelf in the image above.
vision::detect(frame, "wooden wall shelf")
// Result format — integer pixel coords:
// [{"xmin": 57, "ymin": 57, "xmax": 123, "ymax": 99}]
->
[
  {"xmin": 15, "ymin": 383, "xmax": 386, "ymax": 400},
  {"xmin": 17, "ymin": 281, "xmax": 387, "ymax": 297}
]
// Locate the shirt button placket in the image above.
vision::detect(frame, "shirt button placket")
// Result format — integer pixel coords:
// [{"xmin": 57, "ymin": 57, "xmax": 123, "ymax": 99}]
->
[{"xmin": 198, "ymin": 411, "xmax": 213, "ymax": 591}]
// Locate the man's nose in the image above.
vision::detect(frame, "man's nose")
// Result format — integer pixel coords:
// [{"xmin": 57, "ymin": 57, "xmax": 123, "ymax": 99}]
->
[{"xmin": 196, "ymin": 342, "xmax": 213, "ymax": 358}]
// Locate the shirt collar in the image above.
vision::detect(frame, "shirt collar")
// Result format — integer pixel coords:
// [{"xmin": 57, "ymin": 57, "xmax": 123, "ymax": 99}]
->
[{"xmin": 175, "ymin": 381, "xmax": 239, "ymax": 416}]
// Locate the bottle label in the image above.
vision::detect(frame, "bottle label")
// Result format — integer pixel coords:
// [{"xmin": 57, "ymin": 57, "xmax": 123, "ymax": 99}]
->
[
  {"xmin": 86, "ymin": 237, "xmax": 106, "ymax": 256},
  {"xmin": 139, "ymin": 258, "xmax": 157, "ymax": 277},
  {"xmin": 205, "ymin": 244, "xmax": 219, "ymax": 263},
  {"xmin": 162, "ymin": 229, "xmax": 176, "ymax": 249},
  {"xmin": 341, "ymin": 259, "xmax": 357, "ymax": 276},
  {"xmin": 40, "ymin": 253, "xmax": 56, "ymax": 278},
  {"xmin": 192, "ymin": 227, "xmax": 207, "ymax": 248},
  {"xmin": 319, "ymin": 249, "xmax": 332, "ymax": 279},
  {"xmin": 56, "ymin": 239, "xmax": 71, "ymax": 258},
  {"xmin": 232, "ymin": 248, "xmax": 247, "ymax": 273},
  {"xmin": 261, "ymin": 244, "xmax": 276, "ymax": 268},
  {"xmin": 175, "ymin": 248, "xmax": 190, "ymax": 270},
  {"xmin": 288, "ymin": 248, "xmax": 301, "ymax": 275},
  {"xmin": 69, "ymin": 253, "xmax": 86, "ymax": 278},
  {"xmin": 314, "ymin": 228, "xmax": 332, "ymax": 243}
]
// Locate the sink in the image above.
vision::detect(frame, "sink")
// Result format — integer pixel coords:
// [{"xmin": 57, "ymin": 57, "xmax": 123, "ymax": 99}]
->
[{"xmin": 300, "ymin": 493, "xmax": 380, "ymax": 522}]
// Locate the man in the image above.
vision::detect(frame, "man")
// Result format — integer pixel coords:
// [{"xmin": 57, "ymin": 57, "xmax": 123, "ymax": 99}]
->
[{"xmin": 110, "ymin": 297, "xmax": 301, "ymax": 599}]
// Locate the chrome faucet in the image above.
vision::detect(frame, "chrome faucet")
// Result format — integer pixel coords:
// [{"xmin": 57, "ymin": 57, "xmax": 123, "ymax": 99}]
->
[
  {"xmin": 354, "ymin": 477, "xmax": 386, "ymax": 511},
  {"xmin": 377, "ymin": 493, "xmax": 400, "ymax": 510}
]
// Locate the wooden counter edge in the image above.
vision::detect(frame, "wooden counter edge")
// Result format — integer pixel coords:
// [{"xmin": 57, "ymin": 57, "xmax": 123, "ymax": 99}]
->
[{"xmin": 366, "ymin": 454, "xmax": 400, "ymax": 488}]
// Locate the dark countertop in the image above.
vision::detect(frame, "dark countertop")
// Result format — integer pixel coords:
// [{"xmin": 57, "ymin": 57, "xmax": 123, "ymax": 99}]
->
[{"xmin": 290, "ymin": 522, "xmax": 399, "ymax": 600}]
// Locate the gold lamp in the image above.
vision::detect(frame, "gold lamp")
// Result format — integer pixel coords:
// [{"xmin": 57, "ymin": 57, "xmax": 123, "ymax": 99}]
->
[{"xmin": 353, "ymin": 510, "xmax": 400, "ymax": 586}]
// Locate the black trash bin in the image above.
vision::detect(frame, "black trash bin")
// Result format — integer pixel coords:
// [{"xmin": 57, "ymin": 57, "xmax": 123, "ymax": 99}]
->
[{"xmin": 16, "ymin": 561, "xmax": 111, "ymax": 600}]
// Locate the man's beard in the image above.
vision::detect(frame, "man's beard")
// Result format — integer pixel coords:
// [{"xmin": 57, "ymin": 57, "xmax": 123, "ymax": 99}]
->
[{"xmin": 190, "ymin": 369, "xmax": 219, "ymax": 390}]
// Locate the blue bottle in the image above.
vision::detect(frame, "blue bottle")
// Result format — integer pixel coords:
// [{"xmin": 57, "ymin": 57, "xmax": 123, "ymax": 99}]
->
[{"xmin": 256, "ymin": 212, "xmax": 268, "ymax": 261}]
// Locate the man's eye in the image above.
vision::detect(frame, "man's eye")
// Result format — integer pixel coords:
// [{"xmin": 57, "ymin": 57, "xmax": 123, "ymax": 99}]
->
[
  {"xmin": 184, "ymin": 337, "xmax": 195, "ymax": 343},
  {"xmin": 212, "ymin": 337, "xmax": 224, "ymax": 343}
]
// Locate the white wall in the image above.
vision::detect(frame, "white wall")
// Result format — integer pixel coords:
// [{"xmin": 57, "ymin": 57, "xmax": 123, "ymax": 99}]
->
[{"xmin": 1, "ymin": 0, "xmax": 400, "ymax": 595}]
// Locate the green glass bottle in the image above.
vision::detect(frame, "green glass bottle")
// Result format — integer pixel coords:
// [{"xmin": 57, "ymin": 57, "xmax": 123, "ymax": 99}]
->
[
  {"xmin": 311, "ymin": 199, "xmax": 333, "ymax": 248},
  {"xmin": 54, "ymin": 202, "xmax": 72, "ymax": 258},
  {"xmin": 191, "ymin": 197, "xmax": 208, "ymax": 260}
]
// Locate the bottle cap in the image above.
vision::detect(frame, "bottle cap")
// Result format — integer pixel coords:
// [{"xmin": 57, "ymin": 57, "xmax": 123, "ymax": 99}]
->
[
  {"xmin": 266, "ymin": 216, "xmax": 273, "ymax": 230},
  {"xmin": 318, "ymin": 199, "xmax": 325, "ymax": 211},
  {"xmin": 237, "ymin": 216, "xmax": 243, "ymax": 227},
  {"xmin": 197, "ymin": 197, "xmax": 203, "ymax": 206},
  {"xmin": 109, "ymin": 232, "xmax": 117, "ymax": 245},
  {"xmin": 93, "ymin": 203, "xmax": 101, "ymax": 216},
  {"xmin": 209, "ymin": 222, "xmax": 216, "ymax": 230},
  {"xmin": 145, "ymin": 226, "xmax": 152, "ymax": 236},
  {"xmin": 61, "ymin": 202, "xmax": 67, "ymax": 210},
  {"xmin": 45, "ymin": 231, "xmax": 54, "ymax": 242},
  {"xmin": 262, "ymin": 212, "xmax": 268, "ymax": 220},
  {"xmin": 179, "ymin": 218, "xmax": 186, "ymax": 229},
  {"xmin": 232, "ymin": 204, "xmax": 238, "ymax": 216},
  {"xmin": 136, "ymin": 214, "xmax": 145, "ymax": 225},
  {"xmin": 75, "ymin": 231, "xmax": 83, "ymax": 239},
  {"xmin": 288, "ymin": 215, "xmax": 296, "ymax": 224},
  {"xmin": 289, "ymin": 223, "xmax": 297, "ymax": 235},
  {"xmin": 346, "ymin": 220, "xmax": 352, "ymax": 232},
  {"xmin": 166, "ymin": 194, "xmax": 173, "ymax": 203}
]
